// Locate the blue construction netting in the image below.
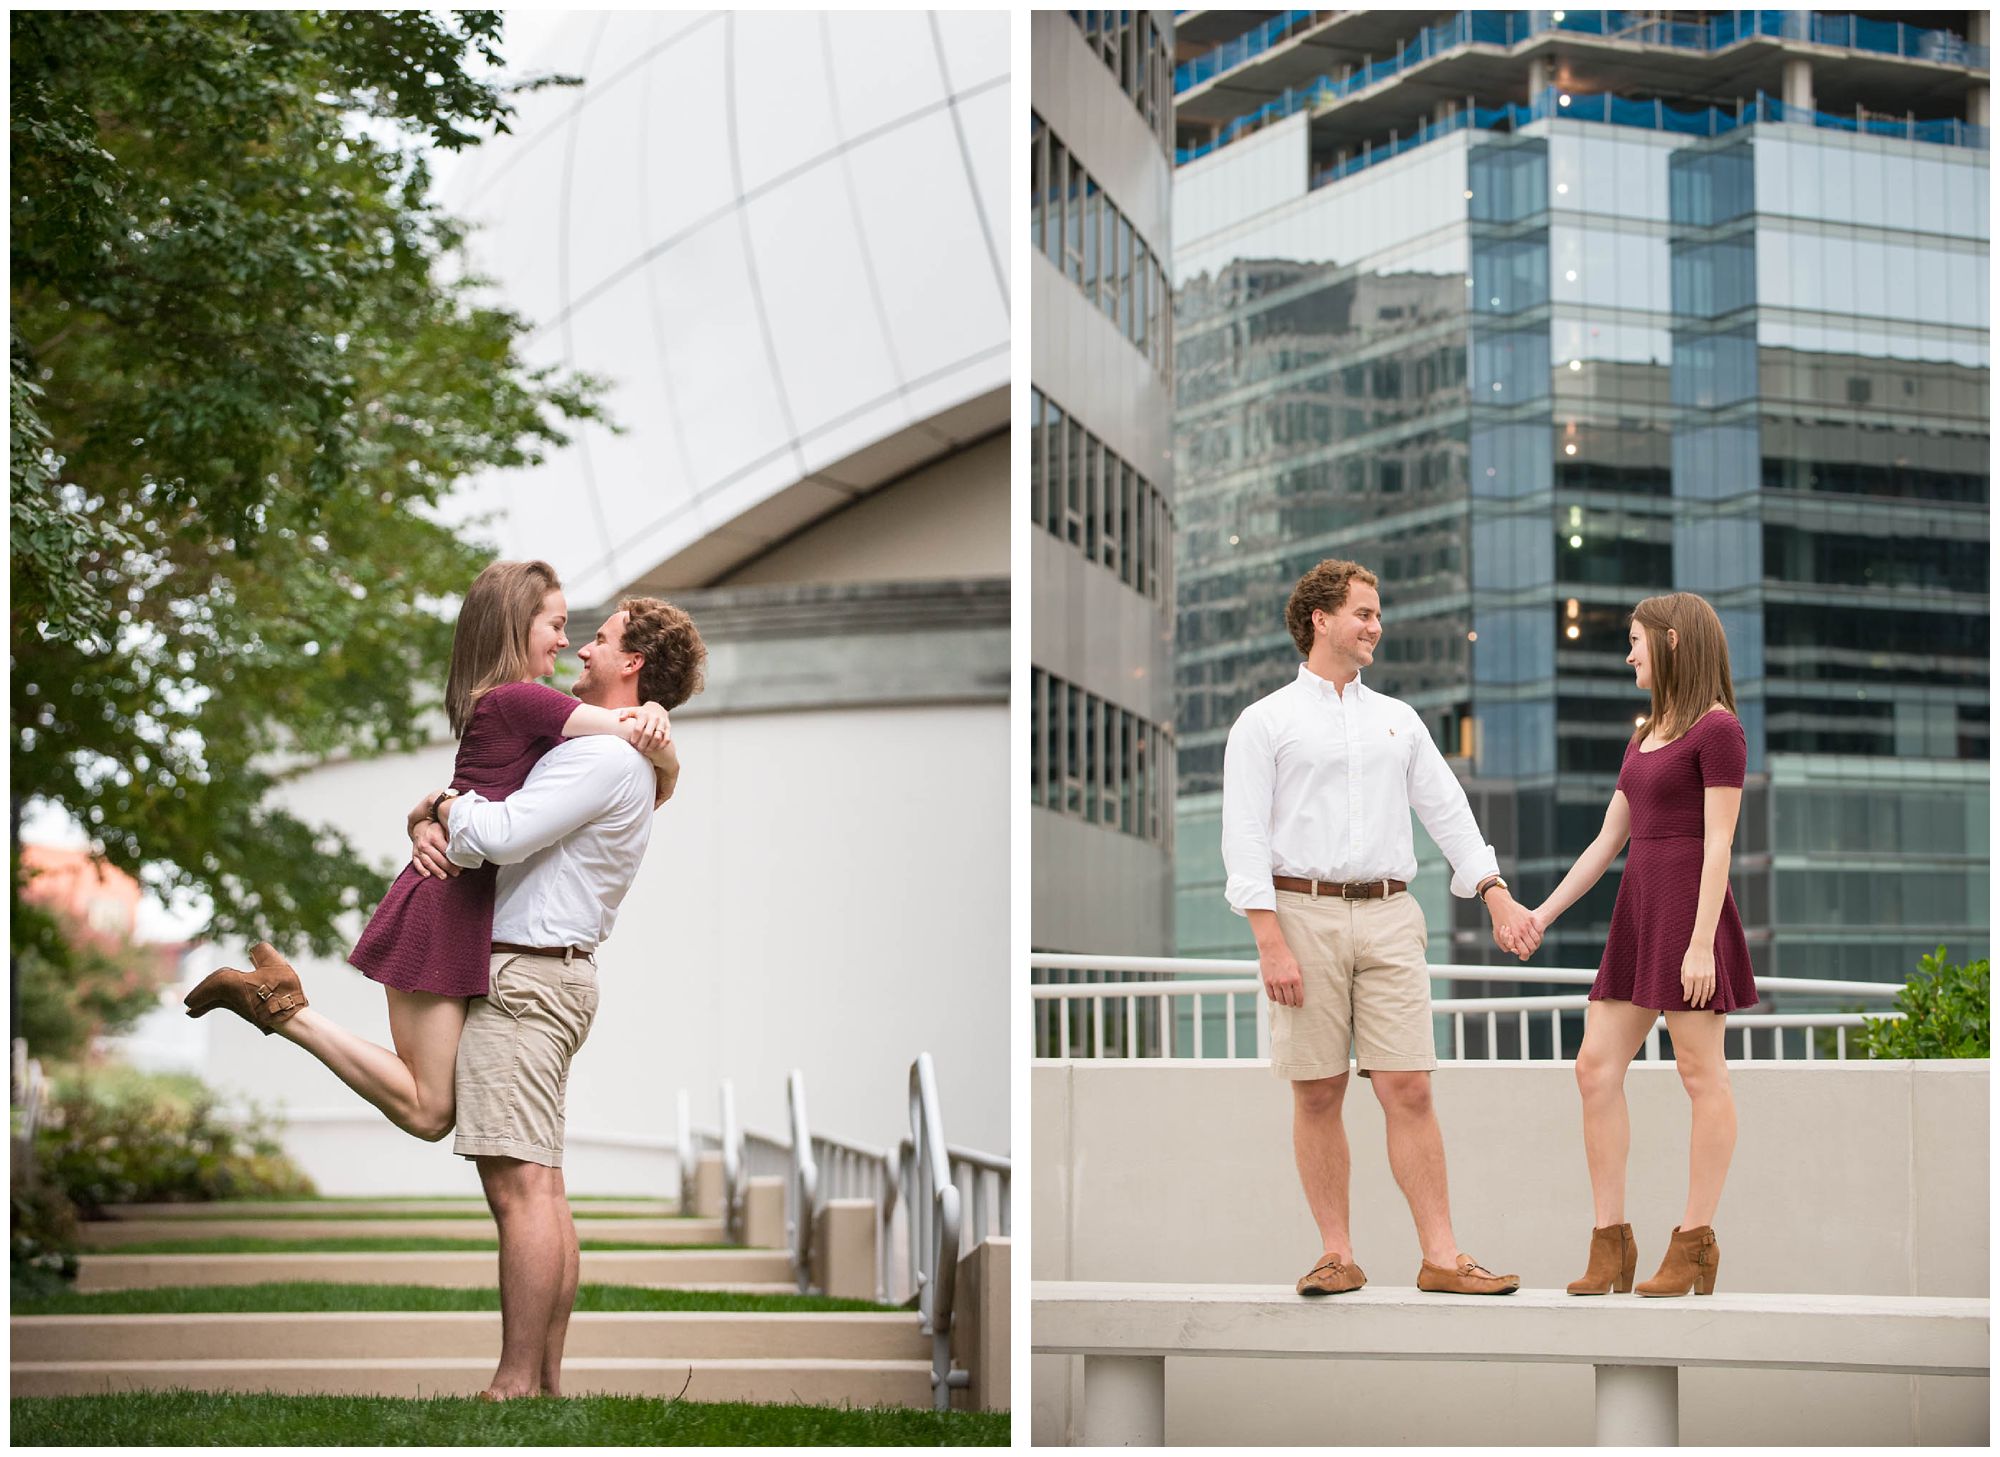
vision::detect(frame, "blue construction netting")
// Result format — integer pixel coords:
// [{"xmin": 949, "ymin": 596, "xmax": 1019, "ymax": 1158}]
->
[
  {"xmin": 1294, "ymin": 88, "xmax": 1989, "ymax": 192},
  {"xmin": 1175, "ymin": 9, "xmax": 1987, "ymax": 146},
  {"xmin": 1174, "ymin": 9, "xmax": 1319, "ymax": 92}
]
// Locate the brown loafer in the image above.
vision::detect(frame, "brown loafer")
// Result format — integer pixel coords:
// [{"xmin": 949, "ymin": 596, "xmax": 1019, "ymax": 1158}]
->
[
  {"xmin": 184, "ymin": 942, "xmax": 309, "ymax": 1035},
  {"xmin": 1296, "ymin": 1254, "xmax": 1367, "ymax": 1296},
  {"xmin": 1417, "ymin": 1253, "xmax": 1520, "ymax": 1295}
]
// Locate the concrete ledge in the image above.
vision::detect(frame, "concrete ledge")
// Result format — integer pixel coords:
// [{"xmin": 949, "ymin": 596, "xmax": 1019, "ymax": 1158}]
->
[
  {"xmin": 1032, "ymin": 1282, "xmax": 1990, "ymax": 1375},
  {"xmin": 79, "ymin": 1217, "xmax": 723, "ymax": 1247},
  {"xmin": 11, "ymin": 1356, "xmax": 934, "ymax": 1404},
  {"xmin": 15, "ymin": 1312, "xmax": 924, "ymax": 1363},
  {"xmin": 78, "ymin": 1249, "xmax": 794, "ymax": 1292}
]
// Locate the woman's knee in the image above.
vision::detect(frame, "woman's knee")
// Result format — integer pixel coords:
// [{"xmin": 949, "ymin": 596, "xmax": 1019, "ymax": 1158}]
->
[
  {"xmin": 1574, "ymin": 1052, "xmax": 1625, "ymax": 1102},
  {"xmin": 1675, "ymin": 1055, "xmax": 1729, "ymax": 1102}
]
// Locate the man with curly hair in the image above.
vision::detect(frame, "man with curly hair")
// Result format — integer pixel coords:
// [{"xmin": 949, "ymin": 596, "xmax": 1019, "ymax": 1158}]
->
[
  {"xmin": 1223, "ymin": 559, "xmax": 1535, "ymax": 1300},
  {"xmin": 416, "ymin": 595, "xmax": 705, "ymax": 1399}
]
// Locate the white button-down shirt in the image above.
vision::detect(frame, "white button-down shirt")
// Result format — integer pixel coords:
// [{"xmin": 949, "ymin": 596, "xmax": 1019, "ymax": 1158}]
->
[
  {"xmin": 447, "ymin": 736, "xmax": 655, "ymax": 950},
  {"xmin": 1222, "ymin": 665, "xmax": 1499, "ymax": 916}
]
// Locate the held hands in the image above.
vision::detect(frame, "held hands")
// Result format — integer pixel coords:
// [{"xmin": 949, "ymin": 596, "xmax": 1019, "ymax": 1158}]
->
[
  {"xmin": 1680, "ymin": 944, "xmax": 1717, "ymax": 1008},
  {"xmin": 409, "ymin": 819, "xmax": 460, "ymax": 879},
  {"xmin": 1486, "ymin": 889, "xmax": 1542, "ymax": 961},
  {"xmin": 619, "ymin": 702, "xmax": 671, "ymax": 754}
]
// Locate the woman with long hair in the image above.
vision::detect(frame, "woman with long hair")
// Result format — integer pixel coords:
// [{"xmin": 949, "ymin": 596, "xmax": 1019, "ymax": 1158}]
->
[
  {"xmin": 184, "ymin": 559, "xmax": 686, "ymax": 1141},
  {"xmin": 1528, "ymin": 591, "xmax": 1753, "ymax": 1297}
]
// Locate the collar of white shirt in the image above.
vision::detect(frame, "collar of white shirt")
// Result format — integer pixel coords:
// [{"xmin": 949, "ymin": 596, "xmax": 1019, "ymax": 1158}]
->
[{"xmin": 1293, "ymin": 663, "xmax": 1365, "ymax": 702}]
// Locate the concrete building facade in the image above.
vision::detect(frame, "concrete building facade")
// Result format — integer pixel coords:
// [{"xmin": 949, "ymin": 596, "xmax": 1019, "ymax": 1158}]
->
[{"xmin": 1030, "ymin": 10, "xmax": 1180, "ymax": 962}]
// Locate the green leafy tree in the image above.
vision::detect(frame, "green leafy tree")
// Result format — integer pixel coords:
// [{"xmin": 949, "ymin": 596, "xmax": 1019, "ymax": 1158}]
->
[
  {"xmin": 1857, "ymin": 946, "xmax": 1990, "ymax": 1059},
  {"xmin": 10, "ymin": 11, "xmax": 601, "ymax": 965}
]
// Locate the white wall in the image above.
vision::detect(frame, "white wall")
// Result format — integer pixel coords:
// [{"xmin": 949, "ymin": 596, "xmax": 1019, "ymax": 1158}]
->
[
  {"xmin": 184, "ymin": 699, "xmax": 1008, "ymax": 1196},
  {"xmin": 1033, "ymin": 1060, "xmax": 1989, "ymax": 1445}
]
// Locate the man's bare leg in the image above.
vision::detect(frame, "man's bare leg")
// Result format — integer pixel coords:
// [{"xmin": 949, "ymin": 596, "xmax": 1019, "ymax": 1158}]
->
[
  {"xmin": 1370, "ymin": 1071, "xmax": 1460, "ymax": 1266},
  {"xmin": 540, "ymin": 1168, "xmax": 581, "ymax": 1396},
  {"xmin": 476, "ymin": 1155, "xmax": 562, "ymax": 1399},
  {"xmin": 1291, "ymin": 1074, "xmax": 1353, "ymax": 1261}
]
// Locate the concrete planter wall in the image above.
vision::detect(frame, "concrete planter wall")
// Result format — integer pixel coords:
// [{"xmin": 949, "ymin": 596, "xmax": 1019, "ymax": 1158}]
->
[{"xmin": 1032, "ymin": 1060, "xmax": 1988, "ymax": 1446}]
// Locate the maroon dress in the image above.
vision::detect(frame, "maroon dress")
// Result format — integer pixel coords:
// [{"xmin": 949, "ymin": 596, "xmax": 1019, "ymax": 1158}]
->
[
  {"xmin": 349, "ymin": 681, "xmax": 579, "ymax": 997},
  {"xmin": 1590, "ymin": 709, "xmax": 1757, "ymax": 1014}
]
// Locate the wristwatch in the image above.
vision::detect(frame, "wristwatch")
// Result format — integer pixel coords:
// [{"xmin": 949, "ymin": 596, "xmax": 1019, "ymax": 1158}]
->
[
  {"xmin": 428, "ymin": 788, "xmax": 462, "ymax": 823},
  {"xmin": 1477, "ymin": 875, "xmax": 1509, "ymax": 905}
]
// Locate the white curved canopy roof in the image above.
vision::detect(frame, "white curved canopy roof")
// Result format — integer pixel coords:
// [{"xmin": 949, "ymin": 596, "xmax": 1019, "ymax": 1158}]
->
[{"xmin": 433, "ymin": 10, "xmax": 1011, "ymax": 601}]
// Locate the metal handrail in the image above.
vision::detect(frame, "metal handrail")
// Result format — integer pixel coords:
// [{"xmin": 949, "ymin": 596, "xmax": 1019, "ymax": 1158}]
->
[
  {"xmin": 1031, "ymin": 955, "xmax": 1906, "ymax": 998},
  {"xmin": 786, "ymin": 1069, "xmax": 818, "ymax": 1293},
  {"xmin": 1032, "ymin": 958, "xmax": 1911, "ymax": 1063},
  {"xmin": 12, "ymin": 1039, "xmax": 48, "ymax": 1177},
  {"xmin": 907, "ymin": 1052, "xmax": 970, "ymax": 1410},
  {"xmin": 718, "ymin": 1079, "xmax": 743, "ymax": 1245}
]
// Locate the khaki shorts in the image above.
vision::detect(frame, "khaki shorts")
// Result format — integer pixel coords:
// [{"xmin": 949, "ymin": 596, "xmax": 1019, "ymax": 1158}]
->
[
  {"xmin": 1268, "ymin": 889, "xmax": 1437, "ymax": 1081},
  {"xmin": 454, "ymin": 952, "xmax": 599, "ymax": 1168}
]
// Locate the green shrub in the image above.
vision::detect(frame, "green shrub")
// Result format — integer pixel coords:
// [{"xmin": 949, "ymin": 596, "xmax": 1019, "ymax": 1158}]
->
[
  {"xmin": 35, "ymin": 1066, "xmax": 315, "ymax": 1217},
  {"xmin": 11, "ymin": 1165, "xmax": 82, "ymax": 1298},
  {"xmin": 1857, "ymin": 946, "xmax": 1990, "ymax": 1060}
]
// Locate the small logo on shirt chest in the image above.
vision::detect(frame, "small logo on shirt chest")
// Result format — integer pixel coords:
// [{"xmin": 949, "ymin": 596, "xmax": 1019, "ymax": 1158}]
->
[{"xmin": 1387, "ymin": 729, "xmax": 1395, "ymax": 737}]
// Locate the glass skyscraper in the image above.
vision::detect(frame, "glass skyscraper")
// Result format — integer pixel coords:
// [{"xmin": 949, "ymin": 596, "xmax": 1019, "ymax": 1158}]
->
[{"xmin": 1170, "ymin": 10, "xmax": 1989, "ymax": 1045}]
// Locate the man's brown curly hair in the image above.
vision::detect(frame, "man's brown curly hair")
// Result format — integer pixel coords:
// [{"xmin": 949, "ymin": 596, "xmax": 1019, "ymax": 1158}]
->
[
  {"xmin": 1285, "ymin": 559, "xmax": 1379, "ymax": 657},
  {"xmin": 618, "ymin": 597, "xmax": 707, "ymax": 710}
]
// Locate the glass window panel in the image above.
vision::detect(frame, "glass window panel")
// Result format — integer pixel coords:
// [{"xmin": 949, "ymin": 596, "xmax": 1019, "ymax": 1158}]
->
[
  {"xmin": 1081, "ymin": 176, "xmax": 1099, "ymax": 297},
  {"xmin": 1066, "ymin": 412, "xmax": 1083, "ymax": 545},
  {"xmin": 1083, "ymin": 435, "xmax": 1100, "ymax": 561},
  {"xmin": 1083, "ymin": 696, "xmax": 1098, "ymax": 821},
  {"xmin": 1030, "ymin": 389, "xmax": 1044, "ymax": 530}
]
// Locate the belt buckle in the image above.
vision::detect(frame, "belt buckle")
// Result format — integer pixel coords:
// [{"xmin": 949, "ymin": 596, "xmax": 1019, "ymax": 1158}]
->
[{"xmin": 1342, "ymin": 881, "xmax": 1361, "ymax": 900}]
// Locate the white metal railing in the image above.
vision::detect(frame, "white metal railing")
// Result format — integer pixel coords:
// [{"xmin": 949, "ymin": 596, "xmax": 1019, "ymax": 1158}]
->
[
  {"xmin": 786, "ymin": 1070, "xmax": 817, "ymax": 1293},
  {"xmin": 12, "ymin": 1039, "xmax": 49, "ymax": 1176},
  {"xmin": 905, "ymin": 1052, "xmax": 971, "ymax": 1411},
  {"xmin": 1032, "ymin": 956, "xmax": 1907, "ymax": 1063},
  {"xmin": 718, "ymin": 1079, "xmax": 744, "ymax": 1244}
]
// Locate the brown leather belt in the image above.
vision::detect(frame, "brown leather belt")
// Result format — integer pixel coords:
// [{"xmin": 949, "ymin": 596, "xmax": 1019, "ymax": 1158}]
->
[
  {"xmin": 1273, "ymin": 876, "xmax": 1407, "ymax": 899},
  {"xmin": 492, "ymin": 941, "xmax": 596, "ymax": 962}
]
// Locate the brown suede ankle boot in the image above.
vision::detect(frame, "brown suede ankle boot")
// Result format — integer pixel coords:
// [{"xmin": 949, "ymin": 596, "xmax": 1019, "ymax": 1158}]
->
[
  {"xmin": 184, "ymin": 942, "xmax": 309, "ymax": 1035},
  {"xmin": 1634, "ymin": 1225, "xmax": 1718, "ymax": 1297},
  {"xmin": 1566, "ymin": 1223, "xmax": 1638, "ymax": 1295}
]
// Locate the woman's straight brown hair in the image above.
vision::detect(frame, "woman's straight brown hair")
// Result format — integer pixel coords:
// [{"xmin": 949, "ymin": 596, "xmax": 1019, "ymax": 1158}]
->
[
  {"xmin": 443, "ymin": 560, "xmax": 563, "ymax": 738},
  {"xmin": 1631, "ymin": 591, "xmax": 1736, "ymax": 742}
]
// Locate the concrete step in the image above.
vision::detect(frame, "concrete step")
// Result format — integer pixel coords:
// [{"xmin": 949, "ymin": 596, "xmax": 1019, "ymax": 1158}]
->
[
  {"xmin": 11, "ymin": 1356, "xmax": 933, "ymax": 1405},
  {"xmin": 100, "ymin": 1199, "xmax": 680, "ymax": 1219},
  {"xmin": 15, "ymin": 1311, "xmax": 927, "ymax": 1362},
  {"xmin": 77, "ymin": 1250, "xmax": 795, "ymax": 1293},
  {"xmin": 79, "ymin": 1217, "xmax": 724, "ymax": 1247}
]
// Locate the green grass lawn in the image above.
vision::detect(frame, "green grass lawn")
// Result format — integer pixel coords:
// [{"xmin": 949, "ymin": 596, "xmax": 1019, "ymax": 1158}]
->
[
  {"xmin": 89, "ymin": 1237, "xmax": 738, "ymax": 1255},
  {"xmin": 14, "ymin": 1283, "xmax": 900, "ymax": 1317},
  {"xmin": 10, "ymin": 1392, "xmax": 1010, "ymax": 1445}
]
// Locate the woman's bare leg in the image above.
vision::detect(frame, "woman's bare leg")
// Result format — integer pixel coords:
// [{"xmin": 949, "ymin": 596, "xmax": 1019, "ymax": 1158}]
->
[
  {"xmin": 1664, "ymin": 1009, "xmax": 1736, "ymax": 1229},
  {"xmin": 276, "ymin": 988, "xmax": 467, "ymax": 1142},
  {"xmin": 1573, "ymin": 999, "xmax": 1663, "ymax": 1227}
]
